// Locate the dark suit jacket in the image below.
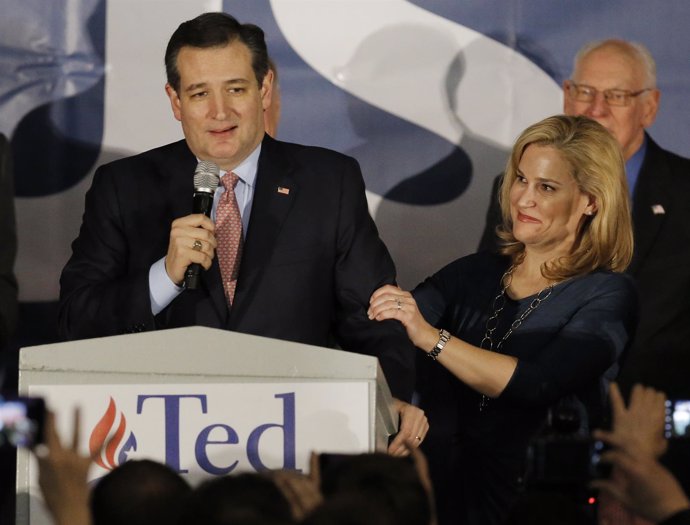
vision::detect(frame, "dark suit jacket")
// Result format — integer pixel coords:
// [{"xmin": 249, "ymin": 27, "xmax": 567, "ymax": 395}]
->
[
  {"xmin": 0, "ymin": 134, "xmax": 18, "ymax": 349},
  {"xmin": 478, "ymin": 135, "xmax": 690, "ymax": 397},
  {"xmin": 59, "ymin": 135, "xmax": 415, "ymax": 400}
]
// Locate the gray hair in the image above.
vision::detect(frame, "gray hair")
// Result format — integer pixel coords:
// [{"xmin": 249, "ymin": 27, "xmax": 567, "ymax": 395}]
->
[{"xmin": 572, "ymin": 39, "xmax": 657, "ymax": 89}]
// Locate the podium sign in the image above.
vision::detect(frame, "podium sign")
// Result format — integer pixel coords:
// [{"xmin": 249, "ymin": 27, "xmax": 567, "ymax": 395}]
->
[{"xmin": 17, "ymin": 327, "xmax": 398, "ymax": 525}]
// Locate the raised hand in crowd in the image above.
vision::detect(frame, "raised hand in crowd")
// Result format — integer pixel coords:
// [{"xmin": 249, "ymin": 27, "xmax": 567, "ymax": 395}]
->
[
  {"xmin": 34, "ymin": 409, "xmax": 92, "ymax": 525},
  {"xmin": 388, "ymin": 399, "xmax": 429, "ymax": 457},
  {"xmin": 269, "ymin": 460, "xmax": 323, "ymax": 522},
  {"xmin": 592, "ymin": 384, "xmax": 690, "ymax": 524},
  {"xmin": 593, "ymin": 446, "xmax": 690, "ymax": 524},
  {"xmin": 594, "ymin": 383, "xmax": 667, "ymax": 458}
]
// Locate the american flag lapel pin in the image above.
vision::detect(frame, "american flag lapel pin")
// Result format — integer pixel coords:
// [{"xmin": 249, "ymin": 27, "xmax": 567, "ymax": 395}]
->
[
  {"xmin": 277, "ymin": 186, "xmax": 290, "ymax": 195},
  {"xmin": 651, "ymin": 204, "xmax": 665, "ymax": 215}
]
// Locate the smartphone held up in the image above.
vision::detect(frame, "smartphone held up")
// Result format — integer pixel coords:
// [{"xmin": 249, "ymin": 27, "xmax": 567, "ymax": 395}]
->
[{"xmin": 0, "ymin": 396, "xmax": 46, "ymax": 448}]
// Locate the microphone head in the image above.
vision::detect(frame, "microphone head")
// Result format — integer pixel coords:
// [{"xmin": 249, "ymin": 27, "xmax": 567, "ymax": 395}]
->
[{"xmin": 193, "ymin": 160, "xmax": 221, "ymax": 194}]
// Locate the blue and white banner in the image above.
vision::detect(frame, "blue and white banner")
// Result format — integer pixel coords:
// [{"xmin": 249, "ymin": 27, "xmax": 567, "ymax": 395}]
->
[
  {"xmin": 29, "ymin": 382, "xmax": 370, "ymax": 482},
  {"xmin": 21, "ymin": 381, "xmax": 370, "ymax": 524},
  {"xmin": 2, "ymin": 0, "xmax": 689, "ymax": 336}
]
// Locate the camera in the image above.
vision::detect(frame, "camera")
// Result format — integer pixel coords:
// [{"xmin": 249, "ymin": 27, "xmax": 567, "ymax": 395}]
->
[
  {"xmin": 526, "ymin": 398, "xmax": 690, "ymax": 486},
  {"xmin": 524, "ymin": 401, "xmax": 607, "ymax": 488},
  {"xmin": 526, "ymin": 435, "xmax": 606, "ymax": 486},
  {"xmin": 519, "ymin": 402, "xmax": 605, "ymax": 524},
  {"xmin": 0, "ymin": 396, "xmax": 46, "ymax": 448}
]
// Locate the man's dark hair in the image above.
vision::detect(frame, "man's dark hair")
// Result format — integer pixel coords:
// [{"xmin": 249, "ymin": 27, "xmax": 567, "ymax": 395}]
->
[
  {"xmin": 177, "ymin": 472, "xmax": 294, "ymax": 525},
  {"xmin": 302, "ymin": 493, "xmax": 396, "ymax": 525},
  {"xmin": 90, "ymin": 459, "xmax": 191, "ymax": 525},
  {"xmin": 165, "ymin": 12, "xmax": 269, "ymax": 93},
  {"xmin": 319, "ymin": 453, "xmax": 431, "ymax": 525}
]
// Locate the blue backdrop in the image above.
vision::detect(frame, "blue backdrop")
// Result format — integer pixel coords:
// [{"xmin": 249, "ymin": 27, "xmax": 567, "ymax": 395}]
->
[{"xmin": 1, "ymin": 0, "xmax": 689, "ymax": 352}]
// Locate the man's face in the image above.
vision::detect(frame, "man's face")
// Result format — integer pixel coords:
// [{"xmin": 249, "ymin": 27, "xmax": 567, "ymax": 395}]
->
[
  {"xmin": 166, "ymin": 40, "xmax": 270, "ymax": 171},
  {"xmin": 563, "ymin": 47, "xmax": 659, "ymax": 160}
]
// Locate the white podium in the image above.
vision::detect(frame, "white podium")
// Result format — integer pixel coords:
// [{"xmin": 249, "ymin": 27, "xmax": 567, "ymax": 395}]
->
[{"xmin": 16, "ymin": 326, "xmax": 398, "ymax": 525}]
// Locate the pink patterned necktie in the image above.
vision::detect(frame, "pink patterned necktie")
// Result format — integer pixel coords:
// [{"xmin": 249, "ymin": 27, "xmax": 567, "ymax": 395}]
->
[{"xmin": 216, "ymin": 172, "xmax": 244, "ymax": 305}]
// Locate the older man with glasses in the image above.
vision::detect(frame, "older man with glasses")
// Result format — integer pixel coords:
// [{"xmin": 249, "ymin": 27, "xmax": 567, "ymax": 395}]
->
[{"xmin": 479, "ymin": 39, "xmax": 690, "ymax": 400}]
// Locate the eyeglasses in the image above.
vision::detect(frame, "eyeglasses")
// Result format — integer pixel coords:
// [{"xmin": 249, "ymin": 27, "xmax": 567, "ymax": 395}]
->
[{"xmin": 566, "ymin": 80, "xmax": 652, "ymax": 107}]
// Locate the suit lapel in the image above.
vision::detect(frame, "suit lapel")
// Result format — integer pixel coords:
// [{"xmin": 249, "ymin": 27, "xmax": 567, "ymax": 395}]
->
[
  {"xmin": 162, "ymin": 140, "xmax": 197, "ymax": 219},
  {"xmin": 201, "ymin": 257, "xmax": 228, "ymax": 325},
  {"xmin": 629, "ymin": 137, "xmax": 670, "ymax": 275},
  {"xmin": 229, "ymin": 136, "xmax": 298, "ymax": 326}
]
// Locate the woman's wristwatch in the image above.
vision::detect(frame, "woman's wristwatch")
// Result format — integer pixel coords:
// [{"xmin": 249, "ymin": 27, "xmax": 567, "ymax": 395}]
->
[{"xmin": 428, "ymin": 329, "xmax": 451, "ymax": 360}]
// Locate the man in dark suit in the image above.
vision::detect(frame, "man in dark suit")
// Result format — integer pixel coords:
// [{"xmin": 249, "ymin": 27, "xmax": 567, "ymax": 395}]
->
[
  {"xmin": 478, "ymin": 39, "xmax": 690, "ymax": 396},
  {"xmin": 0, "ymin": 133, "xmax": 18, "ymax": 351},
  {"xmin": 0, "ymin": 133, "xmax": 19, "ymax": 525},
  {"xmin": 58, "ymin": 13, "xmax": 427, "ymax": 452}
]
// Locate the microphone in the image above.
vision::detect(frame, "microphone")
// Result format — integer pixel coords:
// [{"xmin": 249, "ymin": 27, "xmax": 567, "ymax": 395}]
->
[{"xmin": 184, "ymin": 160, "xmax": 220, "ymax": 289}]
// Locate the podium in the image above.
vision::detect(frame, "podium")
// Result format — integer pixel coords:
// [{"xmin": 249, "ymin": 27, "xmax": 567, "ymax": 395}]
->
[{"xmin": 16, "ymin": 326, "xmax": 398, "ymax": 525}]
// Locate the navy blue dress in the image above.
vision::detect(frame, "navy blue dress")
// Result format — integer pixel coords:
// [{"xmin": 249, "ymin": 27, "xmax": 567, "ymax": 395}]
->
[{"xmin": 413, "ymin": 251, "xmax": 637, "ymax": 525}]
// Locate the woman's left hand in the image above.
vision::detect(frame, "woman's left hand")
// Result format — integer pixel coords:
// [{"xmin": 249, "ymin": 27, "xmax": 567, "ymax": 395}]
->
[
  {"xmin": 368, "ymin": 285, "xmax": 437, "ymax": 351},
  {"xmin": 387, "ymin": 399, "xmax": 429, "ymax": 457}
]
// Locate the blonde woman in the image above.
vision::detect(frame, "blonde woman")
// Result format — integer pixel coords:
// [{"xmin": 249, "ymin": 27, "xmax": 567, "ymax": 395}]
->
[{"xmin": 369, "ymin": 115, "xmax": 637, "ymax": 525}]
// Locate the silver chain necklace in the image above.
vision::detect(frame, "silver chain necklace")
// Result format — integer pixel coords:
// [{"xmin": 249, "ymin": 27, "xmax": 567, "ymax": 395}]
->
[{"xmin": 479, "ymin": 264, "xmax": 553, "ymax": 411}]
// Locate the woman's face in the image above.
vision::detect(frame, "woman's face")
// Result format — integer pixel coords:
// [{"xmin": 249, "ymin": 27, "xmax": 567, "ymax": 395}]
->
[{"xmin": 509, "ymin": 144, "xmax": 595, "ymax": 255}]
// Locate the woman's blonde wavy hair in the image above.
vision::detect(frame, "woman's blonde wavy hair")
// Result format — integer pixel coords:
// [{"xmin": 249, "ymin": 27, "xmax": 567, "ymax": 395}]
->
[{"xmin": 497, "ymin": 115, "xmax": 633, "ymax": 280}]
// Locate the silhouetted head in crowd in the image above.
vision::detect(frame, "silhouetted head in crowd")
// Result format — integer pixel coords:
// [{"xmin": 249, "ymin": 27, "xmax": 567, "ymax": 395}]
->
[
  {"xmin": 178, "ymin": 472, "xmax": 294, "ymax": 525},
  {"xmin": 504, "ymin": 488, "xmax": 592, "ymax": 525},
  {"xmin": 302, "ymin": 493, "xmax": 397, "ymax": 525},
  {"xmin": 319, "ymin": 453, "xmax": 431, "ymax": 525},
  {"xmin": 90, "ymin": 459, "xmax": 190, "ymax": 525}
]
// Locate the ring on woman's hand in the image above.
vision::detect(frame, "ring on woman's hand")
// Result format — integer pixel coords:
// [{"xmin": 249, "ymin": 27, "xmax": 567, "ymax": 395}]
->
[
  {"xmin": 396, "ymin": 298, "xmax": 402, "ymax": 310},
  {"xmin": 192, "ymin": 239, "xmax": 203, "ymax": 251},
  {"xmin": 415, "ymin": 435, "xmax": 422, "ymax": 442}
]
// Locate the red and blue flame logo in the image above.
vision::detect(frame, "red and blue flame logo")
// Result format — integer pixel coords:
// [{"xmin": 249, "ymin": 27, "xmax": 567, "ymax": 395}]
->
[{"xmin": 89, "ymin": 397, "xmax": 137, "ymax": 470}]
